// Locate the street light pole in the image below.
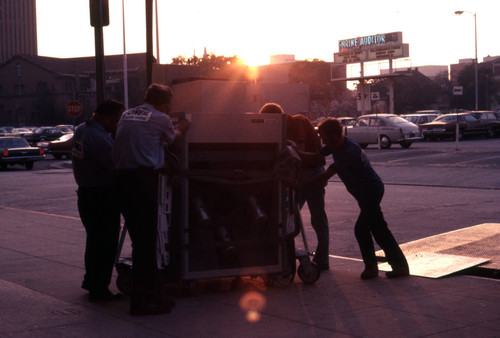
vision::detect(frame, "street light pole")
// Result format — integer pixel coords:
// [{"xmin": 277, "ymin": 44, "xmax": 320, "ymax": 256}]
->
[{"xmin": 455, "ymin": 10, "xmax": 479, "ymax": 110}]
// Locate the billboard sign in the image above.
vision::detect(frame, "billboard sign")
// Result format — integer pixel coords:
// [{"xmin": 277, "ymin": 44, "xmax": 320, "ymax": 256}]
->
[
  {"xmin": 339, "ymin": 32, "xmax": 403, "ymax": 52},
  {"xmin": 334, "ymin": 50, "xmax": 368, "ymax": 64},
  {"xmin": 334, "ymin": 44, "xmax": 409, "ymax": 64},
  {"xmin": 367, "ymin": 44, "xmax": 409, "ymax": 60}
]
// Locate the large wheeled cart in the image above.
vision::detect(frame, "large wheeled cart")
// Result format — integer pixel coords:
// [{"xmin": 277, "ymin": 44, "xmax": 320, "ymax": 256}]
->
[{"xmin": 115, "ymin": 112, "xmax": 320, "ymax": 295}]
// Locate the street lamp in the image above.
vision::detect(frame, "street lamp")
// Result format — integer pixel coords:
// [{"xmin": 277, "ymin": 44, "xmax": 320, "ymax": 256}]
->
[{"xmin": 455, "ymin": 10, "xmax": 478, "ymax": 110}]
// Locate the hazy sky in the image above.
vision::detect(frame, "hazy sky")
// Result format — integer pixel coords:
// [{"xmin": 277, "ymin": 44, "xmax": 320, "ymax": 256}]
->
[{"xmin": 36, "ymin": 0, "xmax": 500, "ymax": 71}]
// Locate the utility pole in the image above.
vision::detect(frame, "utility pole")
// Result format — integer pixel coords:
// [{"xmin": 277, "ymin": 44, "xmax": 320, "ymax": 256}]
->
[
  {"xmin": 89, "ymin": 0, "xmax": 109, "ymax": 105},
  {"xmin": 146, "ymin": 0, "xmax": 154, "ymax": 86}
]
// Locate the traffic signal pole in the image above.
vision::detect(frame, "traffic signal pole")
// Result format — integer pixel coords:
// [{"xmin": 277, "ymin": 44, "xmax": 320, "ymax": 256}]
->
[
  {"xmin": 146, "ymin": 0, "xmax": 154, "ymax": 86},
  {"xmin": 90, "ymin": 0, "xmax": 109, "ymax": 105}
]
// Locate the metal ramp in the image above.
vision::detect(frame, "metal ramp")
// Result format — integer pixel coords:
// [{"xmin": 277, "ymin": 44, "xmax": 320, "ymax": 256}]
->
[{"xmin": 376, "ymin": 223, "xmax": 500, "ymax": 279}]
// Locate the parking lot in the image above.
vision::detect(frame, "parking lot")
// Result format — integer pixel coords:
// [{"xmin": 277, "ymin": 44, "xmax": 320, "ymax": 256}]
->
[
  {"xmin": 1, "ymin": 137, "xmax": 500, "ymax": 336},
  {"xmin": 1, "ymin": 137, "xmax": 499, "ymax": 260}
]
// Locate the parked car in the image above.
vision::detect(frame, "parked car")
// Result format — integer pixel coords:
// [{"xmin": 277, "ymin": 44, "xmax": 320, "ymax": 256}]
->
[
  {"xmin": 415, "ymin": 110, "xmax": 441, "ymax": 115},
  {"xmin": 344, "ymin": 114, "xmax": 423, "ymax": 149},
  {"xmin": 0, "ymin": 127, "xmax": 14, "ymax": 136},
  {"xmin": 24, "ymin": 127, "xmax": 65, "ymax": 146},
  {"xmin": 11, "ymin": 128, "xmax": 33, "ymax": 137},
  {"xmin": 420, "ymin": 112, "xmax": 500, "ymax": 140},
  {"xmin": 47, "ymin": 133, "xmax": 73, "ymax": 159},
  {"xmin": 337, "ymin": 117, "xmax": 356, "ymax": 126},
  {"xmin": 55, "ymin": 124, "xmax": 75, "ymax": 134},
  {"xmin": 0, "ymin": 137, "xmax": 45, "ymax": 170},
  {"xmin": 400, "ymin": 113, "xmax": 439, "ymax": 127},
  {"xmin": 313, "ymin": 117, "xmax": 356, "ymax": 131},
  {"xmin": 468, "ymin": 111, "xmax": 500, "ymax": 123}
]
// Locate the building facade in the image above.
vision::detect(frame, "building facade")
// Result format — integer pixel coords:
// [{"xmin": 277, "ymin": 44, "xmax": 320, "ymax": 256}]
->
[
  {"xmin": 0, "ymin": 54, "xmax": 148, "ymax": 126},
  {"xmin": 0, "ymin": 0, "xmax": 37, "ymax": 64}
]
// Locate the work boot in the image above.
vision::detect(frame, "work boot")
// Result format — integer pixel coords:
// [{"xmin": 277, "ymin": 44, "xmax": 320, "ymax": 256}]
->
[
  {"xmin": 88, "ymin": 289, "xmax": 123, "ymax": 302},
  {"xmin": 360, "ymin": 266, "xmax": 378, "ymax": 280},
  {"xmin": 130, "ymin": 297, "xmax": 176, "ymax": 316},
  {"xmin": 385, "ymin": 265, "xmax": 410, "ymax": 278}
]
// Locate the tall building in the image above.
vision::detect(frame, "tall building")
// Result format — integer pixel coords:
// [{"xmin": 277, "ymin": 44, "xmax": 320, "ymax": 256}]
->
[{"xmin": 0, "ymin": 0, "xmax": 37, "ymax": 63}]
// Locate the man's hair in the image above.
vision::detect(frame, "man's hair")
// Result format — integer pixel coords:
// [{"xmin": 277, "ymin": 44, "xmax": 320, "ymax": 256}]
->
[
  {"xmin": 258, "ymin": 102, "xmax": 284, "ymax": 115},
  {"xmin": 95, "ymin": 99, "xmax": 125, "ymax": 117},
  {"xmin": 318, "ymin": 118, "xmax": 344, "ymax": 138},
  {"xmin": 144, "ymin": 83, "xmax": 173, "ymax": 106}
]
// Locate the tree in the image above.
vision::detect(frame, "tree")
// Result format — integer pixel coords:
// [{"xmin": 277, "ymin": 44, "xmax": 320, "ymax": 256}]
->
[
  {"xmin": 171, "ymin": 53, "xmax": 251, "ymax": 81},
  {"xmin": 288, "ymin": 59, "xmax": 347, "ymax": 100},
  {"xmin": 452, "ymin": 63, "xmax": 497, "ymax": 110},
  {"xmin": 370, "ymin": 70, "xmax": 443, "ymax": 113}
]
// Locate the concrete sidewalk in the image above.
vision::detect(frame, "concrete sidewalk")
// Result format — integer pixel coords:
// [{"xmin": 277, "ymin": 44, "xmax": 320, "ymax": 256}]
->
[{"xmin": 1, "ymin": 206, "xmax": 500, "ymax": 337}]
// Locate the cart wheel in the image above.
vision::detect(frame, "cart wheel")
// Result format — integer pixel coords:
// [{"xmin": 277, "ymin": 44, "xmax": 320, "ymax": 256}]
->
[
  {"xmin": 297, "ymin": 262, "xmax": 320, "ymax": 284},
  {"xmin": 115, "ymin": 262, "xmax": 133, "ymax": 295},
  {"xmin": 116, "ymin": 275, "xmax": 133, "ymax": 295}
]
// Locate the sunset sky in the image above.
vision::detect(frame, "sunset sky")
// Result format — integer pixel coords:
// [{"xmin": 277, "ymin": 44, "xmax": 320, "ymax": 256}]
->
[{"xmin": 36, "ymin": 0, "xmax": 500, "ymax": 73}]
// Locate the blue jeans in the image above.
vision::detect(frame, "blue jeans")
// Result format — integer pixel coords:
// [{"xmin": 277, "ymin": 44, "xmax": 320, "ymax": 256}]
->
[
  {"xmin": 355, "ymin": 192, "xmax": 408, "ymax": 270},
  {"xmin": 296, "ymin": 167, "xmax": 330, "ymax": 267}
]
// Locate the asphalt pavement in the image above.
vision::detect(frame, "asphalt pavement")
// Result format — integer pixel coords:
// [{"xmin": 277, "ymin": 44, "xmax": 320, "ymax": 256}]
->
[{"xmin": 1, "ymin": 140, "xmax": 500, "ymax": 337}]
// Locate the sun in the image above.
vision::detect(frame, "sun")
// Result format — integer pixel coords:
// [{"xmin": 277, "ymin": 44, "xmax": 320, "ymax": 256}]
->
[{"xmin": 239, "ymin": 53, "xmax": 270, "ymax": 67}]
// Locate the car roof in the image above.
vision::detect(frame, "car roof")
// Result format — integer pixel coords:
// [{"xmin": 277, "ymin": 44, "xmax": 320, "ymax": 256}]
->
[
  {"xmin": 358, "ymin": 114, "xmax": 399, "ymax": 118},
  {"xmin": 401, "ymin": 113, "xmax": 438, "ymax": 116},
  {"xmin": 415, "ymin": 110, "xmax": 441, "ymax": 113}
]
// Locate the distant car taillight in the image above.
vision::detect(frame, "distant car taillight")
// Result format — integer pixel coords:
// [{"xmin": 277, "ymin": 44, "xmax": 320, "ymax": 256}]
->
[
  {"xmin": 3, "ymin": 150, "xmax": 8, "ymax": 156},
  {"xmin": 39, "ymin": 148, "xmax": 44, "ymax": 155}
]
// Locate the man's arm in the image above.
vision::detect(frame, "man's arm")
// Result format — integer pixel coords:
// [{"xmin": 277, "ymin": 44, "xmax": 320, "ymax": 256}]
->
[
  {"xmin": 173, "ymin": 119, "xmax": 190, "ymax": 143},
  {"xmin": 301, "ymin": 166, "xmax": 336, "ymax": 188},
  {"xmin": 287, "ymin": 165, "xmax": 336, "ymax": 189},
  {"xmin": 297, "ymin": 149, "xmax": 326, "ymax": 168}
]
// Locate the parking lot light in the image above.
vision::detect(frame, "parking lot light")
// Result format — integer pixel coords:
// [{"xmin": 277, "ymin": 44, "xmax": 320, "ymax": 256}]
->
[{"xmin": 454, "ymin": 10, "xmax": 478, "ymax": 111}]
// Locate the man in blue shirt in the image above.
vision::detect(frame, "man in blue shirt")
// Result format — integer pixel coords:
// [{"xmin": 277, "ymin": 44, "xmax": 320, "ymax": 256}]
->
[
  {"xmin": 72, "ymin": 99, "xmax": 125, "ymax": 301},
  {"xmin": 114, "ymin": 84, "xmax": 189, "ymax": 315},
  {"xmin": 297, "ymin": 118, "xmax": 409, "ymax": 280}
]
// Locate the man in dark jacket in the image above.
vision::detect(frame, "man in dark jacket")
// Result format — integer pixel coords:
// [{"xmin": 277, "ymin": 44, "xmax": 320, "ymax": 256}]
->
[
  {"xmin": 297, "ymin": 118, "xmax": 409, "ymax": 279},
  {"xmin": 72, "ymin": 99, "xmax": 125, "ymax": 300}
]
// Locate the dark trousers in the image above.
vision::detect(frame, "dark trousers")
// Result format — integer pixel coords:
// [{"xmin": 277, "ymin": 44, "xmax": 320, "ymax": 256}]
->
[
  {"xmin": 77, "ymin": 185, "xmax": 120, "ymax": 292},
  {"xmin": 355, "ymin": 193, "xmax": 408, "ymax": 270},
  {"xmin": 116, "ymin": 168, "xmax": 161, "ymax": 303},
  {"xmin": 296, "ymin": 167, "xmax": 330, "ymax": 266}
]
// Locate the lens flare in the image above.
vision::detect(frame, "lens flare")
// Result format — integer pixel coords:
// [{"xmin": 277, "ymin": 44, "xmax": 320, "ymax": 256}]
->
[{"xmin": 239, "ymin": 291, "xmax": 266, "ymax": 322}]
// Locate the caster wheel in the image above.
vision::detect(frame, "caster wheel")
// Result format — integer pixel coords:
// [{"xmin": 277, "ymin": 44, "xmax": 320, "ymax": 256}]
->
[
  {"xmin": 116, "ymin": 275, "xmax": 132, "ymax": 295},
  {"xmin": 297, "ymin": 262, "xmax": 320, "ymax": 284}
]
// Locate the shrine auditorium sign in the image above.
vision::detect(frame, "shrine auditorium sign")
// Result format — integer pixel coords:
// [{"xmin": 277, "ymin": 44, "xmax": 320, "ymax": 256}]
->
[{"xmin": 334, "ymin": 31, "xmax": 409, "ymax": 64}]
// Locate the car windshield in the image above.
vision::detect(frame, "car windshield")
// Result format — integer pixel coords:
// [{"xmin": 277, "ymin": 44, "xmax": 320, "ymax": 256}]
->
[
  {"xmin": 404, "ymin": 116, "xmax": 418, "ymax": 123},
  {"xmin": 385, "ymin": 115, "xmax": 412, "ymax": 125},
  {"xmin": 435, "ymin": 115, "xmax": 455, "ymax": 121},
  {"xmin": 0, "ymin": 138, "xmax": 30, "ymax": 148}
]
